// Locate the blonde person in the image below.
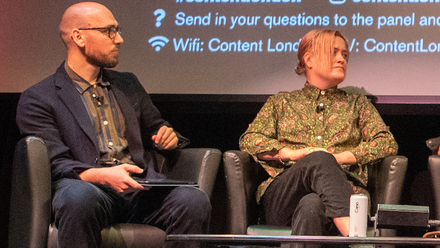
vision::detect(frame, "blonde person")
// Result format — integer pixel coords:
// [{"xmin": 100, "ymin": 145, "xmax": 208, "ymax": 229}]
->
[{"xmin": 239, "ymin": 29, "xmax": 398, "ymax": 246}]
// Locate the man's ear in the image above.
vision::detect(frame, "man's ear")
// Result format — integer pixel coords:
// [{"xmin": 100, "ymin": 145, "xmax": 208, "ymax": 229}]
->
[{"xmin": 71, "ymin": 29, "xmax": 85, "ymax": 48}]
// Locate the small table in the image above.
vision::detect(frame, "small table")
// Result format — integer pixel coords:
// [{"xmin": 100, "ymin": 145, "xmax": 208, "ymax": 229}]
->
[{"xmin": 166, "ymin": 234, "xmax": 440, "ymax": 247}]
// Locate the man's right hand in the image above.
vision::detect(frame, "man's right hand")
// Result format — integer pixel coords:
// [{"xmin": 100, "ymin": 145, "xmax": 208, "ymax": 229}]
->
[{"xmin": 79, "ymin": 164, "xmax": 145, "ymax": 193}]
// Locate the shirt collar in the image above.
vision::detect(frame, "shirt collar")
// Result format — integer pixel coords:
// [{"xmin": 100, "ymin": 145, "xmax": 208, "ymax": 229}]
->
[
  {"xmin": 303, "ymin": 81, "xmax": 340, "ymax": 101},
  {"xmin": 64, "ymin": 62, "xmax": 110, "ymax": 94}
]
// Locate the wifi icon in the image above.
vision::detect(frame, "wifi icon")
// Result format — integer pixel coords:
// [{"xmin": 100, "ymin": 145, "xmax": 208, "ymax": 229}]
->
[{"xmin": 148, "ymin": 36, "xmax": 169, "ymax": 52}]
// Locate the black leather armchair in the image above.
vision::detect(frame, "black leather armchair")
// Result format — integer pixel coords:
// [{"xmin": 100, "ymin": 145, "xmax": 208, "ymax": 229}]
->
[
  {"xmin": 223, "ymin": 150, "xmax": 408, "ymax": 237},
  {"xmin": 428, "ymin": 155, "xmax": 440, "ymax": 229},
  {"xmin": 8, "ymin": 136, "xmax": 222, "ymax": 248}
]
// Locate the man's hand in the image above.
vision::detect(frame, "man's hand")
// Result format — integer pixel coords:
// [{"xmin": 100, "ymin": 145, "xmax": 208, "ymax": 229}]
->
[
  {"xmin": 79, "ymin": 164, "xmax": 145, "ymax": 193},
  {"xmin": 151, "ymin": 126, "xmax": 178, "ymax": 150}
]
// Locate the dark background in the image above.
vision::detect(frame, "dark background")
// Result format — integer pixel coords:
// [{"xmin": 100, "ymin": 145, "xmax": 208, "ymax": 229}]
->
[{"xmin": 1, "ymin": 93, "xmax": 440, "ymax": 247}]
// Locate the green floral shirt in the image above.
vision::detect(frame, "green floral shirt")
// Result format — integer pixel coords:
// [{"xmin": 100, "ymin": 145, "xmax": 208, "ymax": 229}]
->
[{"xmin": 239, "ymin": 82, "xmax": 398, "ymax": 204}]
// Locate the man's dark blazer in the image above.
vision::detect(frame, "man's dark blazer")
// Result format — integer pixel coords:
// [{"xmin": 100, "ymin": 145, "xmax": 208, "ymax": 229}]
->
[{"xmin": 16, "ymin": 62, "xmax": 187, "ymax": 182}]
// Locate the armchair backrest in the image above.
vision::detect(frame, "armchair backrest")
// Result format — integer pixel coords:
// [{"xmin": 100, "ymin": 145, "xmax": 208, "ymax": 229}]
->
[{"xmin": 9, "ymin": 136, "xmax": 51, "ymax": 248}]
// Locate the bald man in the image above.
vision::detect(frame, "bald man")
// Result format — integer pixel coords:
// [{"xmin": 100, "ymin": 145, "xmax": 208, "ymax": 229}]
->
[{"xmin": 16, "ymin": 2, "xmax": 211, "ymax": 247}]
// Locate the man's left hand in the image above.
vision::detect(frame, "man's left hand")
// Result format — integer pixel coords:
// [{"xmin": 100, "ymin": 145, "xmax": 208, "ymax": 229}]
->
[{"xmin": 152, "ymin": 126, "xmax": 178, "ymax": 150}]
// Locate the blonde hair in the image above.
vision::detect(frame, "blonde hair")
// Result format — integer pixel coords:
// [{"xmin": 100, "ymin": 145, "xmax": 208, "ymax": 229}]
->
[{"xmin": 295, "ymin": 29, "xmax": 349, "ymax": 76}]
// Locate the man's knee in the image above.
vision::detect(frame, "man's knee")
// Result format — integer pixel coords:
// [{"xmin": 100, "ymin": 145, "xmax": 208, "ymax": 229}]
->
[
  {"xmin": 53, "ymin": 179, "xmax": 110, "ymax": 218},
  {"xmin": 169, "ymin": 187, "xmax": 211, "ymax": 219}
]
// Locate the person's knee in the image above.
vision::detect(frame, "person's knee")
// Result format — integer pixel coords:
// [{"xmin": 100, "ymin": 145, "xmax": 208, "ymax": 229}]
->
[
  {"xmin": 311, "ymin": 151, "xmax": 337, "ymax": 163},
  {"xmin": 53, "ymin": 179, "xmax": 108, "ymax": 219},
  {"xmin": 303, "ymin": 151, "xmax": 340, "ymax": 171},
  {"xmin": 292, "ymin": 193, "xmax": 330, "ymax": 236},
  {"xmin": 296, "ymin": 193, "xmax": 325, "ymax": 220},
  {"xmin": 171, "ymin": 187, "xmax": 211, "ymax": 220}
]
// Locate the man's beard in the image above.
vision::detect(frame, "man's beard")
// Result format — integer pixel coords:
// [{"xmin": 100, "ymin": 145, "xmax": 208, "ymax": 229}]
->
[{"xmin": 86, "ymin": 53, "xmax": 119, "ymax": 68}]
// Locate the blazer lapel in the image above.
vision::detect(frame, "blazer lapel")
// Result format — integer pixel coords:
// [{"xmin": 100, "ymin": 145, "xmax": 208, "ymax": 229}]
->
[
  {"xmin": 54, "ymin": 65, "xmax": 98, "ymax": 148},
  {"xmin": 101, "ymin": 69, "xmax": 165, "ymax": 178},
  {"xmin": 110, "ymin": 82, "xmax": 144, "ymax": 156}
]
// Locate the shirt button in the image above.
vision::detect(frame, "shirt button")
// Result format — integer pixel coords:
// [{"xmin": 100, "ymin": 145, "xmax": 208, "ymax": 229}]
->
[
  {"xmin": 103, "ymin": 120, "xmax": 108, "ymax": 125},
  {"xmin": 92, "ymin": 93, "xmax": 97, "ymax": 97},
  {"xmin": 109, "ymin": 142, "xmax": 113, "ymax": 146},
  {"xmin": 321, "ymin": 91, "xmax": 325, "ymax": 95},
  {"xmin": 317, "ymin": 136, "xmax": 322, "ymax": 140}
]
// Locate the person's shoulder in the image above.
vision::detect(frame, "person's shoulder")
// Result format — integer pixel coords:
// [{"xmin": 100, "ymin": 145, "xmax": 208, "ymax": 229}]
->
[
  {"xmin": 104, "ymin": 69, "xmax": 147, "ymax": 98},
  {"xmin": 339, "ymin": 86, "xmax": 370, "ymax": 99},
  {"xmin": 271, "ymin": 90, "xmax": 301, "ymax": 99},
  {"xmin": 23, "ymin": 62, "xmax": 68, "ymax": 92},
  {"xmin": 18, "ymin": 74, "xmax": 59, "ymax": 110},
  {"xmin": 339, "ymin": 86, "xmax": 377, "ymax": 107},
  {"xmin": 264, "ymin": 91, "xmax": 301, "ymax": 107},
  {"xmin": 103, "ymin": 69, "xmax": 137, "ymax": 81},
  {"xmin": 22, "ymin": 72, "xmax": 58, "ymax": 98}
]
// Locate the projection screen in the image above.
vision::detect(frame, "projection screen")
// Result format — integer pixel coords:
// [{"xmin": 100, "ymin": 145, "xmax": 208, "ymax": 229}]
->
[{"xmin": 2, "ymin": 0, "xmax": 440, "ymax": 103}]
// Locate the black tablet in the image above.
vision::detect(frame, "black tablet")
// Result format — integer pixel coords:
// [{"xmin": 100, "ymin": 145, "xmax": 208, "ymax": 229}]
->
[{"xmin": 135, "ymin": 178, "xmax": 198, "ymax": 187}]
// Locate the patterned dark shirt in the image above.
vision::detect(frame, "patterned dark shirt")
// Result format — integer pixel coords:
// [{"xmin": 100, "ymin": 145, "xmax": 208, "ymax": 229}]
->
[
  {"xmin": 239, "ymin": 82, "xmax": 398, "ymax": 204},
  {"xmin": 65, "ymin": 63, "xmax": 133, "ymax": 167}
]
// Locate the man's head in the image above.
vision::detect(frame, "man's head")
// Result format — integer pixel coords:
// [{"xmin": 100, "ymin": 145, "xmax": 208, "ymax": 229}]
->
[
  {"xmin": 295, "ymin": 29, "xmax": 349, "ymax": 88},
  {"xmin": 60, "ymin": 2, "xmax": 123, "ymax": 69}
]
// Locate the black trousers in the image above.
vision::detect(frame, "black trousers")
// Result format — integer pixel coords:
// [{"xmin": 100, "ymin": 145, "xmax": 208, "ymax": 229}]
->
[
  {"xmin": 52, "ymin": 178, "xmax": 211, "ymax": 248},
  {"xmin": 261, "ymin": 151, "xmax": 353, "ymax": 247}
]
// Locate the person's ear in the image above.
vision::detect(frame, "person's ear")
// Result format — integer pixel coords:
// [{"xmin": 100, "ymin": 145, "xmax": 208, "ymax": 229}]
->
[
  {"xmin": 303, "ymin": 52, "xmax": 314, "ymax": 69},
  {"xmin": 71, "ymin": 29, "xmax": 86, "ymax": 48}
]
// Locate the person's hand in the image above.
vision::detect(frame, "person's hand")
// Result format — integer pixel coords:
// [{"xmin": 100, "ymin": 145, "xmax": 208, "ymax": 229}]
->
[
  {"xmin": 79, "ymin": 164, "xmax": 145, "ymax": 193},
  {"xmin": 278, "ymin": 147, "xmax": 328, "ymax": 161},
  {"xmin": 332, "ymin": 151, "xmax": 356, "ymax": 165},
  {"xmin": 151, "ymin": 126, "xmax": 178, "ymax": 150},
  {"xmin": 258, "ymin": 147, "xmax": 329, "ymax": 162},
  {"xmin": 283, "ymin": 147, "xmax": 329, "ymax": 160},
  {"xmin": 305, "ymin": 147, "xmax": 329, "ymax": 154}
]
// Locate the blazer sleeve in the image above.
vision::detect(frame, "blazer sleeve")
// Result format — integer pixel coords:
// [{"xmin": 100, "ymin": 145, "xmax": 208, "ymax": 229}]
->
[
  {"xmin": 109, "ymin": 71, "xmax": 189, "ymax": 151},
  {"xmin": 16, "ymin": 77, "xmax": 97, "ymax": 181}
]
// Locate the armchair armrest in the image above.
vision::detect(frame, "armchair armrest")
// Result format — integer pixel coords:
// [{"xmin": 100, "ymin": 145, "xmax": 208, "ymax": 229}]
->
[
  {"xmin": 368, "ymin": 155, "xmax": 408, "ymax": 216},
  {"xmin": 162, "ymin": 148, "xmax": 221, "ymax": 199},
  {"xmin": 9, "ymin": 136, "xmax": 51, "ymax": 248},
  {"xmin": 428, "ymin": 155, "xmax": 440, "ymax": 224},
  {"xmin": 367, "ymin": 155, "xmax": 408, "ymax": 237},
  {"xmin": 223, "ymin": 150, "xmax": 268, "ymax": 234}
]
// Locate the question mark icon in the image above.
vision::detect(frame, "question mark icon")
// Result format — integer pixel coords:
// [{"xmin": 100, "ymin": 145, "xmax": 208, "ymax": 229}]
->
[{"xmin": 154, "ymin": 9, "xmax": 166, "ymax": 28}]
